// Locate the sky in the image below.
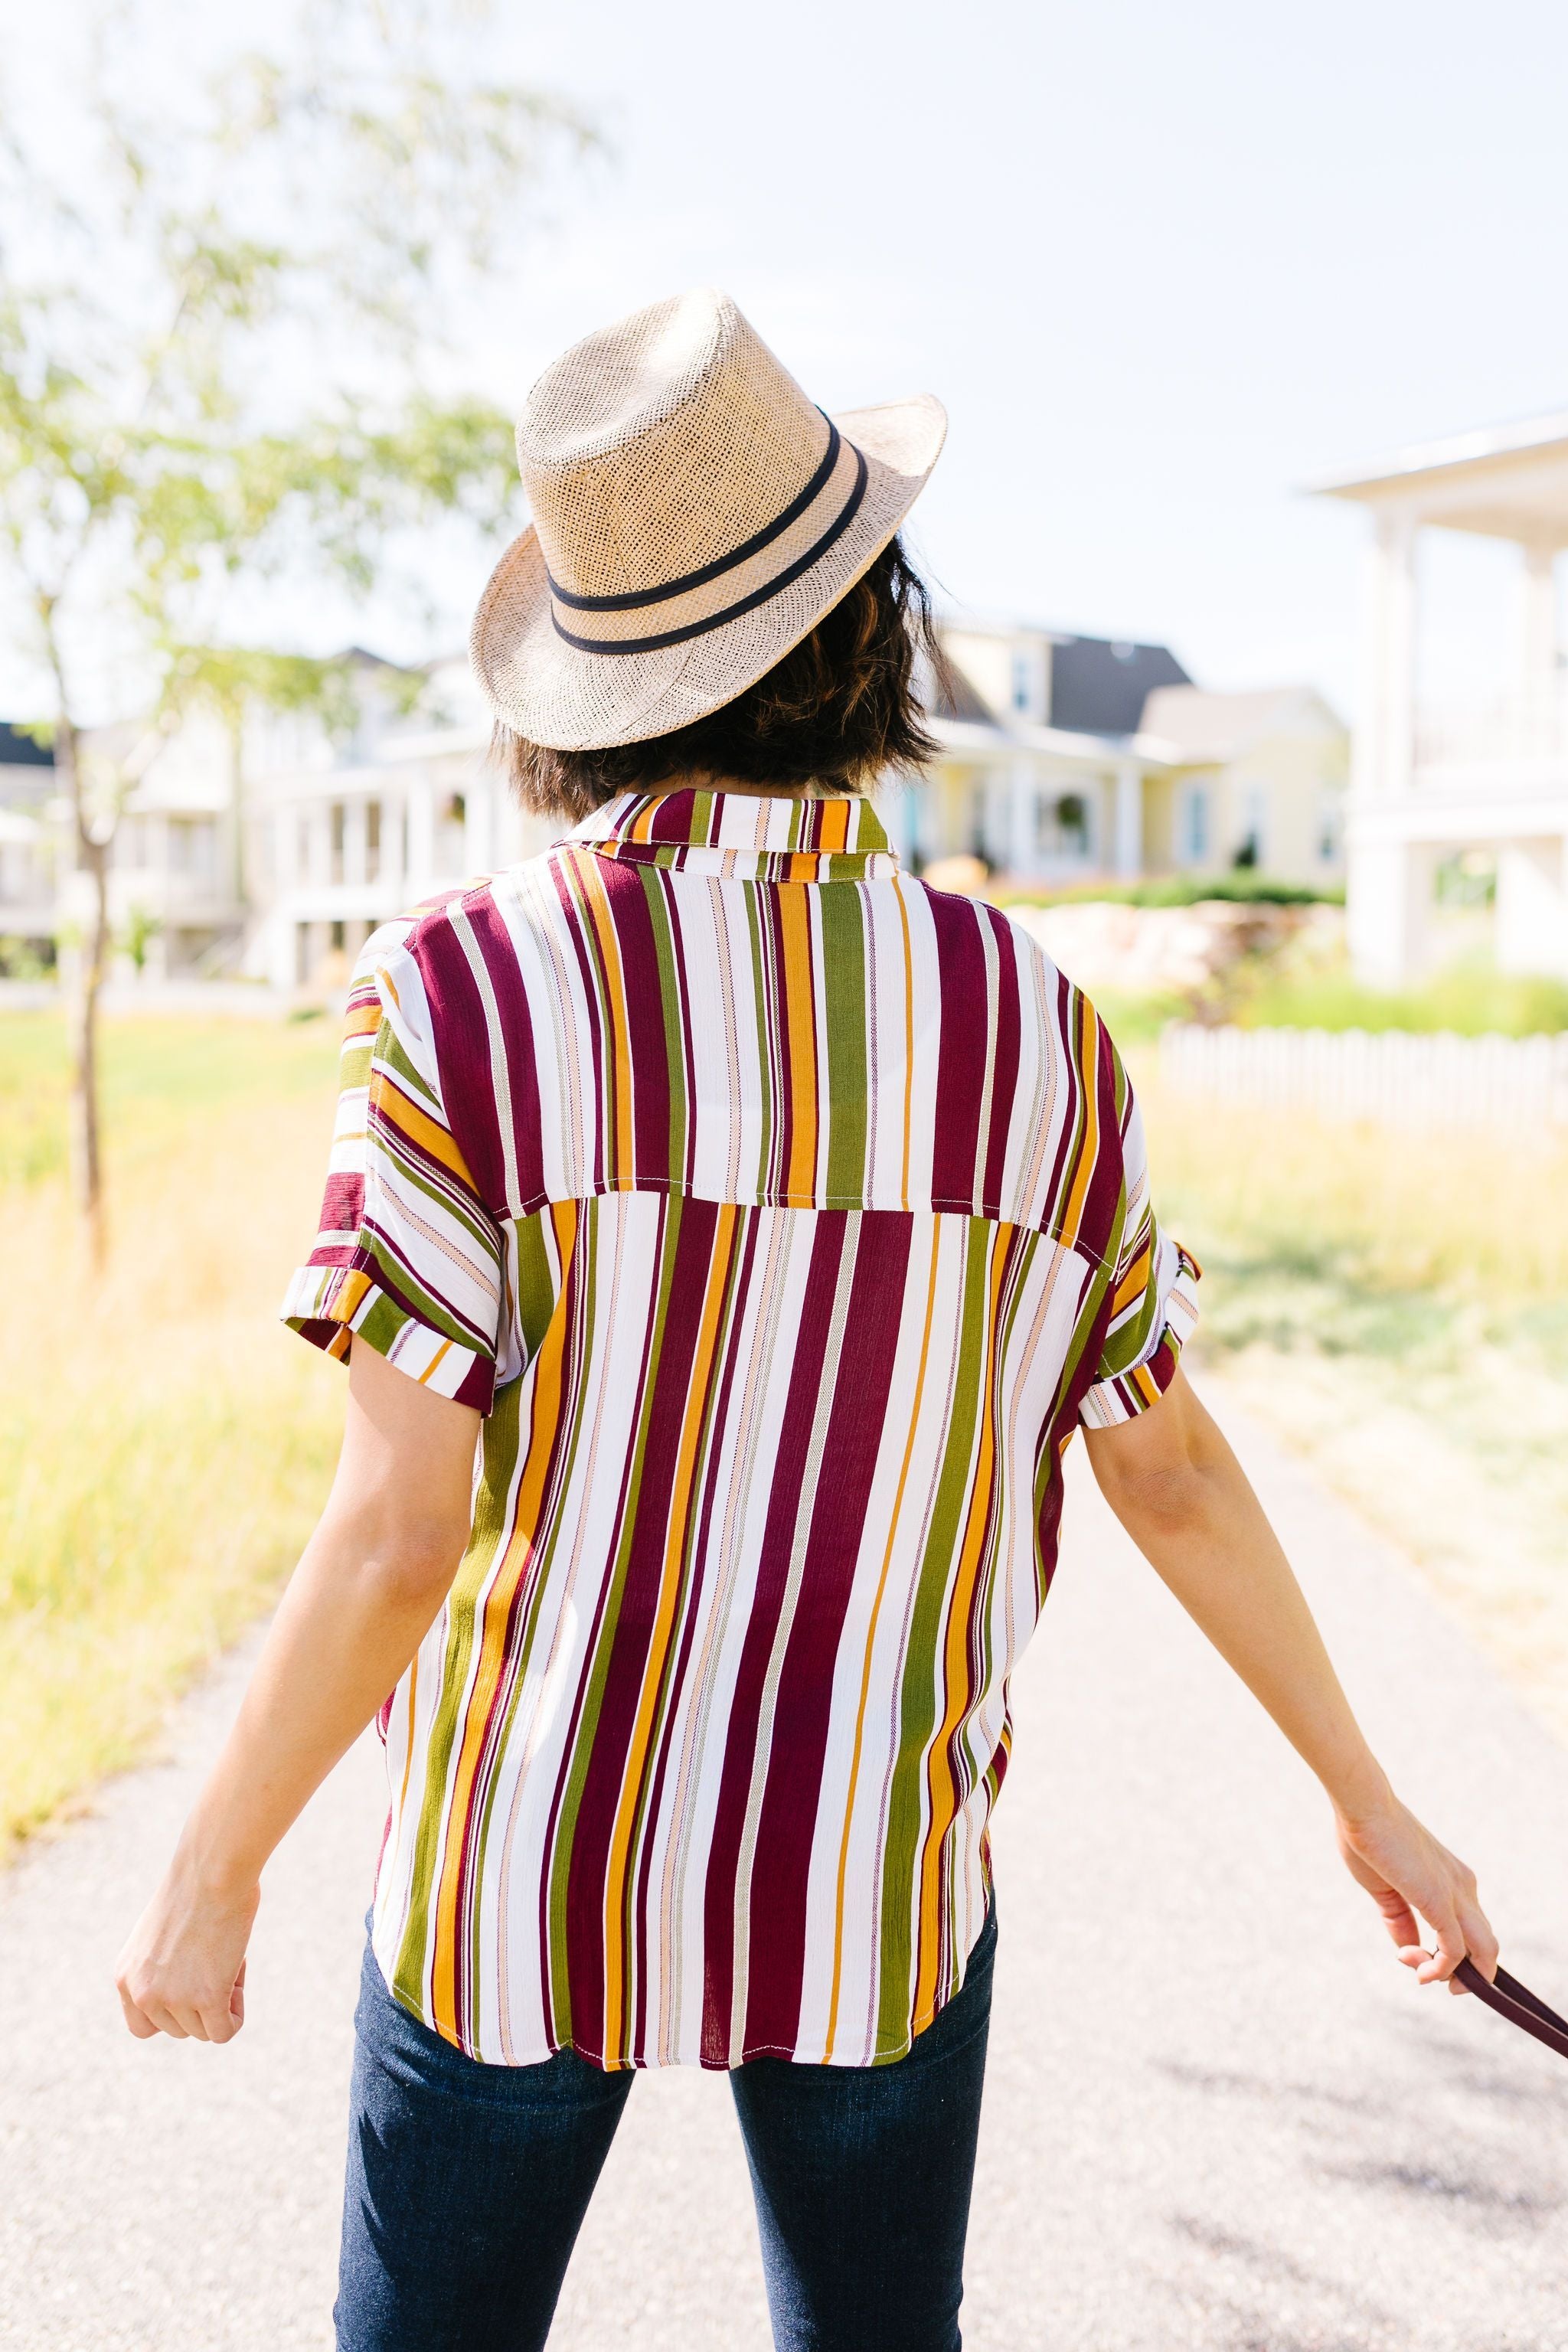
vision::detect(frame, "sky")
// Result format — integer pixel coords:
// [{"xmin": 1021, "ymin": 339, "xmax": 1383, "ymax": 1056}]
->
[{"xmin": 7, "ymin": 0, "xmax": 1568, "ymax": 721}]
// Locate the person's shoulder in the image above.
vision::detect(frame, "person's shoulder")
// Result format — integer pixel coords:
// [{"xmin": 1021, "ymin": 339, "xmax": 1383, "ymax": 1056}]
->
[{"xmin": 906, "ymin": 874, "xmax": 1076, "ymax": 987}]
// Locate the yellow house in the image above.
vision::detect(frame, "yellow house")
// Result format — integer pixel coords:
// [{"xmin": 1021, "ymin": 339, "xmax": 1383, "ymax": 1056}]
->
[
  {"xmin": 1138, "ymin": 684, "xmax": 1348, "ymax": 882},
  {"xmin": 893, "ymin": 618, "xmax": 1348, "ymax": 889}
]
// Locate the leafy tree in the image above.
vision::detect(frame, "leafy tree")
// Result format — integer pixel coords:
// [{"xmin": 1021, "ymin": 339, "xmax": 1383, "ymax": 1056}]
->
[{"xmin": 0, "ymin": 1, "xmax": 591, "ymax": 1258}]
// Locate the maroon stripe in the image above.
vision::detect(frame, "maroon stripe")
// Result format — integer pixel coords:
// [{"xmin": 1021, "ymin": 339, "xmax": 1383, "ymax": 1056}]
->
[
  {"xmin": 740, "ymin": 1212, "xmax": 913, "ymax": 2057},
  {"xmin": 927, "ymin": 893, "xmax": 988, "ymax": 1210},
  {"xmin": 1076, "ymin": 1017, "xmax": 1130, "ymax": 1269},
  {"xmin": 317, "ymin": 1171, "xmax": 364, "ymax": 1230},
  {"xmin": 407, "ymin": 903, "xmax": 510, "ymax": 1215},
  {"xmin": 463, "ymin": 894, "xmax": 547, "ymax": 1211},
  {"xmin": 599, "ymin": 861, "xmax": 675, "ymax": 1181}
]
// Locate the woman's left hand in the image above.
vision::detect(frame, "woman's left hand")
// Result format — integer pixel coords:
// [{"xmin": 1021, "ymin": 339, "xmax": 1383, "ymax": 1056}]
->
[
  {"xmin": 115, "ymin": 1857, "xmax": 259, "ymax": 2043},
  {"xmin": 1335, "ymin": 1792, "xmax": 1499, "ymax": 1991}
]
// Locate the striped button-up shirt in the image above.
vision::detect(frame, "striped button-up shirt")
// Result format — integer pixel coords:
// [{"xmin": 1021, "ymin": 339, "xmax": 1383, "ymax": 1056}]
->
[{"xmin": 283, "ymin": 787, "xmax": 1198, "ymax": 2069}]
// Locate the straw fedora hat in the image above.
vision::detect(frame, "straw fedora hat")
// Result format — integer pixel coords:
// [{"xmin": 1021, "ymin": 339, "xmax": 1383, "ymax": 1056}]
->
[{"xmin": 470, "ymin": 287, "xmax": 946, "ymax": 750}]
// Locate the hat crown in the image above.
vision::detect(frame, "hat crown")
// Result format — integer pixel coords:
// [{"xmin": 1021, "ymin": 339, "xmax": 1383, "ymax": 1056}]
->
[{"xmin": 517, "ymin": 289, "xmax": 831, "ymax": 604}]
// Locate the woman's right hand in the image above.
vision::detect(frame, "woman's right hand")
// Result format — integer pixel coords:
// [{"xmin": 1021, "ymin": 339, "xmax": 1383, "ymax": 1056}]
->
[
  {"xmin": 1335, "ymin": 1792, "xmax": 1499, "ymax": 1990},
  {"xmin": 115, "ymin": 1850, "xmax": 258, "ymax": 2043}
]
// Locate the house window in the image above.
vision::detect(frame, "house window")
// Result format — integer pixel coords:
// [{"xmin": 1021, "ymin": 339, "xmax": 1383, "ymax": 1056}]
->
[
  {"xmin": 1011, "ymin": 652, "xmax": 1034, "ymax": 714},
  {"xmin": 365, "ymin": 799, "xmax": 382, "ymax": 883},
  {"xmin": 168, "ymin": 816, "xmax": 217, "ymax": 877},
  {"xmin": 1183, "ymin": 786, "xmax": 1210, "ymax": 863},
  {"xmin": 1034, "ymin": 791, "xmax": 1089, "ymax": 859},
  {"xmin": 1234, "ymin": 784, "xmax": 1266, "ymax": 871},
  {"xmin": 1317, "ymin": 798, "xmax": 1338, "ymax": 863}
]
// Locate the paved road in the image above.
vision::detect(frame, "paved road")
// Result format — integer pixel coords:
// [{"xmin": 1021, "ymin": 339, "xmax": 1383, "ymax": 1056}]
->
[{"xmin": 3, "ymin": 1383, "xmax": 1567, "ymax": 2351}]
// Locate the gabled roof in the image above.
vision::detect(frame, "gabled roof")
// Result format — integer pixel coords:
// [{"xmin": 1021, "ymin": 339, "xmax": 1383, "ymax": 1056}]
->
[
  {"xmin": 1138, "ymin": 683, "xmax": 1342, "ymax": 761},
  {"xmin": 1046, "ymin": 635, "xmax": 1191, "ymax": 737},
  {"xmin": 0, "ymin": 723, "xmax": 53, "ymax": 767}
]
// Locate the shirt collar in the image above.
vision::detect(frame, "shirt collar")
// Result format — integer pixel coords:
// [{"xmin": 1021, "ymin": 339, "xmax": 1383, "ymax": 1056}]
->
[{"xmin": 564, "ymin": 788, "xmax": 899, "ymax": 882}]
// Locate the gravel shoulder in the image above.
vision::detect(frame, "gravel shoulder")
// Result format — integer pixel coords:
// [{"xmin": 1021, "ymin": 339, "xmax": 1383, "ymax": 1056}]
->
[{"xmin": 2, "ymin": 1380, "xmax": 1566, "ymax": 2351}]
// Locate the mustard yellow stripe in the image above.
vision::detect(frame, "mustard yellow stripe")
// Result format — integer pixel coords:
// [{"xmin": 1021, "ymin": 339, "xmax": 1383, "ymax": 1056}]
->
[
  {"xmin": 579, "ymin": 865, "xmax": 635, "ymax": 1184},
  {"xmin": 1056, "ymin": 1001, "xmax": 1101, "ymax": 1252},
  {"xmin": 369, "ymin": 1068, "xmax": 478, "ymax": 1191},
  {"xmin": 778, "ymin": 886, "xmax": 818, "ymax": 1200},
  {"xmin": 1112, "ymin": 1239, "xmax": 1152, "ymax": 1314}
]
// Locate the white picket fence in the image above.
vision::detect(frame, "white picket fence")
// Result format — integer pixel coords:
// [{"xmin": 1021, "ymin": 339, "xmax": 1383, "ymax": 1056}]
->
[{"xmin": 1159, "ymin": 1022, "xmax": 1568, "ymax": 1132}]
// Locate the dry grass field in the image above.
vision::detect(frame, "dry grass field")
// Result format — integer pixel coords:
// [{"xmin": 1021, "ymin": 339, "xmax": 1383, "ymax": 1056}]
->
[
  {"xmin": 1135, "ymin": 1065, "xmax": 1568, "ymax": 1736},
  {"xmin": 2, "ymin": 1013, "xmax": 1564, "ymax": 1857},
  {"xmin": 0, "ymin": 1014, "xmax": 344, "ymax": 1853}
]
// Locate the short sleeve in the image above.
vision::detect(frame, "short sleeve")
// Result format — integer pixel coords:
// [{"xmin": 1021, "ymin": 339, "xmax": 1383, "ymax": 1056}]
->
[
  {"xmin": 280, "ymin": 927, "xmax": 507, "ymax": 1411},
  {"xmin": 1077, "ymin": 1050, "xmax": 1200, "ymax": 1430}
]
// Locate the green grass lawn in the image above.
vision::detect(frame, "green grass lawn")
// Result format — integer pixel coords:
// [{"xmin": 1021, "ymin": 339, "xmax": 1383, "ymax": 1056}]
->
[{"xmin": 1226, "ymin": 958, "xmax": 1568, "ymax": 1037}]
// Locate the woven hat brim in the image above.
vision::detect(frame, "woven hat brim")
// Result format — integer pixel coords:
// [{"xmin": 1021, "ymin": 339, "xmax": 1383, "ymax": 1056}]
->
[{"xmin": 469, "ymin": 394, "xmax": 946, "ymax": 752}]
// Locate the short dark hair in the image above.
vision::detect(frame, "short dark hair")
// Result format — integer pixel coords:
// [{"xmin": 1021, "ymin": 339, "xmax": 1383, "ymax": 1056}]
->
[{"xmin": 493, "ymin": 535, "xmax": 942, "ymax": 820}]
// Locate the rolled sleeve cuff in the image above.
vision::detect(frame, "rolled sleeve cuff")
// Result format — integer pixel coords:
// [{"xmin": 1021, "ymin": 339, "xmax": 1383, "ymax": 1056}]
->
[
  {"xmin": 280, "ymin": 1260, "xmax": 497, "ymax": 1413},
  {"xmin": 1079, "ymin": 1246, "xmax": 1201, "ymax": 1431}
]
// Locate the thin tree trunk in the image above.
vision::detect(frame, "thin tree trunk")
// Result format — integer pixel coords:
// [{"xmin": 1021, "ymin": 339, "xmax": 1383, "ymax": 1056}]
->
[
  {"xmin": 71, "ymin": 831, "xmax": 110, "ymax": 1266},
  {"xmin": 41, "ymin": 629, "xmax": 109, "ymax": 1269}
]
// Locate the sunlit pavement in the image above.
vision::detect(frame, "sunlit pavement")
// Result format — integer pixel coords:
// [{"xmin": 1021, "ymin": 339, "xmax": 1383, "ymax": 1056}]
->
[{"xmin": 3, "ymin": 1379, "xmax": 1566, "ymax": 2351}]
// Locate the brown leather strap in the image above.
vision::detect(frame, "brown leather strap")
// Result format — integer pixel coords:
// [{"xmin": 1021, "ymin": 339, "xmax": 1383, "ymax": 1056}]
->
[{"xmin": 1455, "ymin": 1958, "xmax": 1568, "ymax": 2063}]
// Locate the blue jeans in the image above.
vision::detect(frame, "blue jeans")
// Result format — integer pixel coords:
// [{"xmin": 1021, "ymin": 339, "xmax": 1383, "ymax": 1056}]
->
[{"xmin": 336, "ymin": 1906, "xmax": 996, "ymax": 2352}]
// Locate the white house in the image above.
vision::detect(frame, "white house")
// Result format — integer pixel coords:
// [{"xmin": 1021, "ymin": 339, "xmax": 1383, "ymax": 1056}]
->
[
  {"xmin": 0, "ymin": 724, "xmax": 58, "ymax": 969},
  {"xmin": 4, "ymin": 616, "xmax": 1347, "ymax": 995},
  {"xmin": 1315, "ymin": 410, "xmax": 1568, "ymax": 984},
  {"xmin": 243, "ymin": 650, "xmax": 557, "ymax": 991}
]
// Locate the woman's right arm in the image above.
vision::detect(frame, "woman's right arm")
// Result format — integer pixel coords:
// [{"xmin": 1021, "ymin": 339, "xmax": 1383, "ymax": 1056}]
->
[{"xmin": 114, "ymin": 1343, "xmax": 479, "ymax": 2045}]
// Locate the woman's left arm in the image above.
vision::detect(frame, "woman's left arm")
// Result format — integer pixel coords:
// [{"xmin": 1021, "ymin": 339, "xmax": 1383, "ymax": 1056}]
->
[
  {"xmin": 114, "ymin": 1344, "xmax": 479, "ymax": 2044},
  {"xmin": 1083, "ymin": 1367, "xmax": 1500, "ymax": 1991}
]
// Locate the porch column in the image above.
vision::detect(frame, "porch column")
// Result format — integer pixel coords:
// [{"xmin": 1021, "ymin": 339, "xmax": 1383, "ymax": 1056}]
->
[
  {"xmin": 1347, "ymin": 835, "xmax": 1435, "ymax": 987},
  {"xmin": 405, "ymin": 771, "xmax": 436, "ymax": 897},
  {"xmin": 1112, "ymin": 761, "xmax": 1142, "ymax": 878},
  {"xmin": 1009, "ymin": 759, "xmax": 1037, "ymax": 879},
  {"xmin": 1496, "ymin": 837, "xmax": 1568, "ymax": 978},
  {"xmin": 1353, "ymin": 509, "xmax": 1417, "ymax": 799},
  {"xmin": 1519, "ymin": 543, "xmax": 1560, "ymax": 760}
]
